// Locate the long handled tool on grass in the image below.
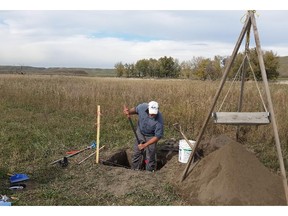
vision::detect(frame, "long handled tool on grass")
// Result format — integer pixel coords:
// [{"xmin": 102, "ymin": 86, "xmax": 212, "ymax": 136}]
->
[
  {"xmin": 50, "ymin": 142, "xmax": 96, "ymax": 166},
  {"xmin": 78, "ymin": 145, "xmax": 105, "ymax": 165}
]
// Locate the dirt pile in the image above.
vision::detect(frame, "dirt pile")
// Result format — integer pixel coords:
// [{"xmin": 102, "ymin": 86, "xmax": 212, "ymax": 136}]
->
[{"xmin": 161, "ymin": 135, "xmax": 286, "ymax": 205}]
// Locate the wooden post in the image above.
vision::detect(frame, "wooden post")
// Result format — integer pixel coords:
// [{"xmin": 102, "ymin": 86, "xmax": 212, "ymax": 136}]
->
[
  {"xmin": 96, "ymin": 105, "xmax": 101, "ymax": 164},
  {"xmin": 180, "ymin": 14, "xmax": 252, "ymax": 182},
  {"xmin": 249, "ymin": 11, "xmax": 288, "ymax": 204}
]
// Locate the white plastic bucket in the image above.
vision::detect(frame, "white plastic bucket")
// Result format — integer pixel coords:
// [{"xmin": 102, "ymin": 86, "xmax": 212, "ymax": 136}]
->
[{"xmin": 178, "ymin": 139, "xmax": 195, "ymax": 163}]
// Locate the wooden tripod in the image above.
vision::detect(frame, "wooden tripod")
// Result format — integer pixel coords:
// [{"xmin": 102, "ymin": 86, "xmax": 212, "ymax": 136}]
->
[{"xmin": 180, "ymin": 10, "xmax": 288, "ymax": 205}]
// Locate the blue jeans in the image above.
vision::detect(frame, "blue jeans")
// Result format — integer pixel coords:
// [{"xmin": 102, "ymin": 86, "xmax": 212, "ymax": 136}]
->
[{"xmin": 131, "ymin": 128, "xmax": 157, "ymax": 171}]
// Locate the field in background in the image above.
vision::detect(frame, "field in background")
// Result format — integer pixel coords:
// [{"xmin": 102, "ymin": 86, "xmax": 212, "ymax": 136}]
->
[
  {"xmin": 1, "ymin": 55, "xmax": 288, "ymax": 78},
  {"xmin": 0, "ymin": 66, "xmax": 116, "ymax": 77},
  {"xmin": 0, "ymin": 74, "xmax": 287, "ymax": 205}
]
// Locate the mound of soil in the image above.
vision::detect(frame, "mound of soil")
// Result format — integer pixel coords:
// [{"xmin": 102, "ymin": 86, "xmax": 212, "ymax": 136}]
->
[{"xmin": 160, "ymin": 135, "xmax": 286, "ymax": 205}]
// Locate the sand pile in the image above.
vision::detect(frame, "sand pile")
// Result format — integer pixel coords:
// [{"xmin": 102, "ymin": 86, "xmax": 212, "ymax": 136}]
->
[{"xmin": 162, "ymin": 135, "xmax": 286, "ymax": 205}]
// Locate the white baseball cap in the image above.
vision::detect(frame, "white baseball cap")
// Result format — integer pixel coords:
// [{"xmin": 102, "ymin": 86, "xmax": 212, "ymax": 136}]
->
[{"xmin": 148, "ymin": 101, "xmax": 159, "ymax": 114}]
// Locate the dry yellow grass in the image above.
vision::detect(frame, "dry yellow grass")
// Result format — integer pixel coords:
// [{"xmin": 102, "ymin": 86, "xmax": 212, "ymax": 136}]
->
[{"xmin": 0, "ymin": 74, "xmax": 287, "ymax": 171}]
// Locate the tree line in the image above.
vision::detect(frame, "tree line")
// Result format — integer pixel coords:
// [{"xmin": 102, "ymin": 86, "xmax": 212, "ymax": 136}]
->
[{"xmin": 114, "ymin": 48, "xmax": 280, "ymax": 80}]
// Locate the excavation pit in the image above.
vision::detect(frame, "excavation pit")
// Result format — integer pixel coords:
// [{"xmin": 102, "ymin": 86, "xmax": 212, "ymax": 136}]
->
[
  {"xmin": 101, "ymin": 150, "xmax": 131, "ymax": 169},
  {"xmin": 101, "ymin": 139, "xmax": 181, "ymax": 171}
]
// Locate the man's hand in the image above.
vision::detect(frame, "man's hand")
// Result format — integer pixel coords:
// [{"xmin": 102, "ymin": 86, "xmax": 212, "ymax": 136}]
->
[
  {"xmin": 138, "ymin": 143, "xmax": 146, "ymax": 150},
  {"xmin": 123, "ymin": 105, "xmax": 130, "ymax": 117}
]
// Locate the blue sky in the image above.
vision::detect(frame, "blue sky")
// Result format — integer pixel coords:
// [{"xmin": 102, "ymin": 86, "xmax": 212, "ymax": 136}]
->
[{"xmin": 1, "ymin": 1, "xmax": 288, "ymax": 68}]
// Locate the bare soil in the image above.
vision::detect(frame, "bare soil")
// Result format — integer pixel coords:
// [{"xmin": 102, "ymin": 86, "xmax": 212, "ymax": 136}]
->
[{"xmin": 102, "ymin": 134, "xmax": 286, "ymax": 205}]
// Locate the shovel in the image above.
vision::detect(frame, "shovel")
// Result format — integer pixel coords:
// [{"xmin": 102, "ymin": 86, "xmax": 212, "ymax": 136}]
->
[
  {"xmin": 124, "ymin": 105, "xmax": 146, "ymax": 169},
  {"xmin": 50, "ymin": 142, "xmax": 96, "ymax": 166}
]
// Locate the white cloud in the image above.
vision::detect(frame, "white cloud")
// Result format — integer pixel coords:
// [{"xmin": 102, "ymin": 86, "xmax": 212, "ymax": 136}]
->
[{"xmin": 0, "ymin": 10, "xmax": 288, "ymax": 68}]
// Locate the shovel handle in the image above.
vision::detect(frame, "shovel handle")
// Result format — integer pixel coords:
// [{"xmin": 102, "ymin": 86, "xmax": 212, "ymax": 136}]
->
[
  {"xmin": 124, "ymin": 105, "xmax": 141, "ymax": 144},
  {"xmin": 128, "ymin": 116, "xmax": 141, "ymax": 144},
  {"xmin": 50, "ymin": 146, "xmax": 90, "ymax": 165}
]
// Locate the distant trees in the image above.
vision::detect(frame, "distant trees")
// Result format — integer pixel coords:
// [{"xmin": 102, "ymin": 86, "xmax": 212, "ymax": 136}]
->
[
  {"xmin": 115, "ymin": 49, "xmax": 280, "ymax": 80},
  {"xmin": 115, "ymin": 56, "xmax": 181, "ymax": 78},
  {"xmin": 231, "ymin": 48, "xmax": 280, "ymax": 81},
  {"xmin": 114, "ymin": 62, "xmax": 125, "ymax": 77},
  {"xmin": 158, "ymin": 56, "xmax": 181, "ymax": 78},
  {"xmin": 179, "ymin": 56, "xmax": 223, "ymax": 80}
]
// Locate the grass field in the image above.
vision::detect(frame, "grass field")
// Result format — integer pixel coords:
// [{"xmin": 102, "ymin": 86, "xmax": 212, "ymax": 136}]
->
[
  {"xmin": 279, "ymin": 56, "xmax": 288, "ymax": 78},
  {"xmin": 0, "ymin": 74, "xmax": 287, "ymax": 205}
]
